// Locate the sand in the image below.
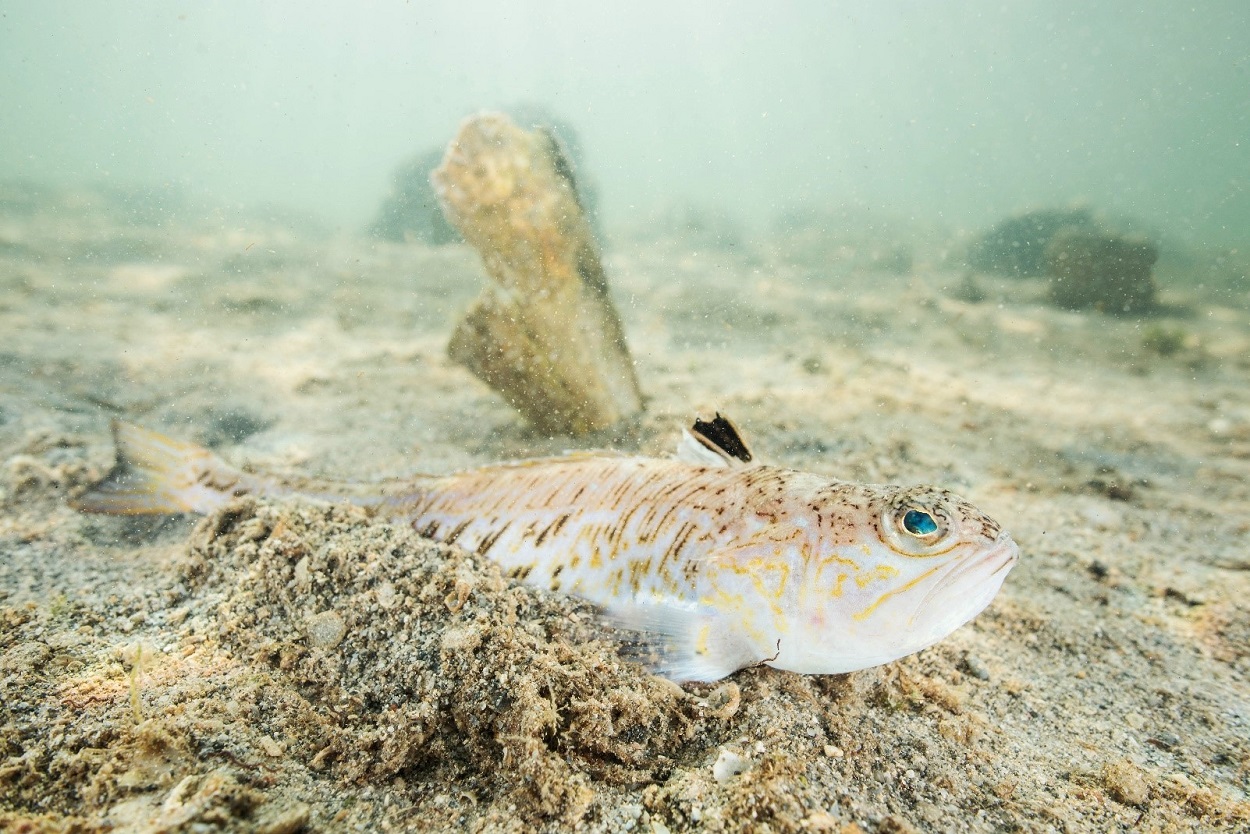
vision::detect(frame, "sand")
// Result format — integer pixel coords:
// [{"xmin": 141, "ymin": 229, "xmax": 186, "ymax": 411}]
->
[{"xmin": 1, "ymin": 183, "xmax": 1248, "ymax": 832}]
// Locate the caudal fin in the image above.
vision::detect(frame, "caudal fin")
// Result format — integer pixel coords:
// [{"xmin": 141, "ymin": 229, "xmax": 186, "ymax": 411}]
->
[{"xmin": 72, "ymin": 421, "xmax": 253, "ymax": 515}]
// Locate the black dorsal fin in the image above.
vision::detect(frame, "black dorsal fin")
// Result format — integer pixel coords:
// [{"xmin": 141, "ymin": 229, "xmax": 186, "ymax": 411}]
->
[{"xmin": 690, "ymin": 413, "xmax": 753, "ymax": 464}]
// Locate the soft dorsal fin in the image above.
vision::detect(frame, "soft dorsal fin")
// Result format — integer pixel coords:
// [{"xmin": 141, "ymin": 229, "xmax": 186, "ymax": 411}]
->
[{"xmin": 675, "ymin": 413, "xmax": 754, "ymax": 468}]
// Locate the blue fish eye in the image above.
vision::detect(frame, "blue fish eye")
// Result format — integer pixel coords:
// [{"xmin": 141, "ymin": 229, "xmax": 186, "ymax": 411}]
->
[{"xmin": 902, "ymin": 509, "xmax": 938, "ymax": 536}]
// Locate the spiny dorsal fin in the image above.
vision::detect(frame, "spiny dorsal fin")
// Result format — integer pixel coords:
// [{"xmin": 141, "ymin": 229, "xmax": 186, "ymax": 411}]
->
[
  {"xmin": 675, "ymin": 413, "xmax": 754, "ymax": 468},
  {"xmin": 692, "ymin": 413, "xmax": 753, "ymax": 463}
]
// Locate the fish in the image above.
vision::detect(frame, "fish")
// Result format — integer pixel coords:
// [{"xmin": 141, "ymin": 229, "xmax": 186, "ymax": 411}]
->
[{"xmin": 72, "ymin": 414, "xmax": 1018, "ymax": 682}]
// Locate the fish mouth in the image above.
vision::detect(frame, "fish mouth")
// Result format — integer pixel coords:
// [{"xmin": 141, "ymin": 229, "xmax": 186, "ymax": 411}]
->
[{"xmin": 911, "ymin": 533, "xmax": 1019, "ymax": 623}]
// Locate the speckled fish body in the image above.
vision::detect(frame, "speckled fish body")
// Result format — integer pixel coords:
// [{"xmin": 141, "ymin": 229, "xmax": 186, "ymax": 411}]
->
[{"xmin": 74, "ymin": 420, "xmax": 1019, "ymax": 682}]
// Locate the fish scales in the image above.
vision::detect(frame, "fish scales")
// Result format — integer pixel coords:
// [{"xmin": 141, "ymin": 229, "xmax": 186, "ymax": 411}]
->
[
  {"xmin": 72, "ymin": 418, "xmax": 1019, "ymax": 682},
  {"xmin": 404, "ymin": 458, "xmax": 743, "ymax": 601}
]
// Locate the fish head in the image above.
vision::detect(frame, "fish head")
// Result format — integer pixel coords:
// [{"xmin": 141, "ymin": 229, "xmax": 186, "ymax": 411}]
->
[{"xmin": 782, "ymin": 483, "xmax": 1018, "ymax": 674}]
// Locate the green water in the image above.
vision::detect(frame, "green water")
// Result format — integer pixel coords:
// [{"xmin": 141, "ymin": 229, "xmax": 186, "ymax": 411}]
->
[{"xmin": 1, "ymin": 1, "xmax": 1246, "ymax": 247}]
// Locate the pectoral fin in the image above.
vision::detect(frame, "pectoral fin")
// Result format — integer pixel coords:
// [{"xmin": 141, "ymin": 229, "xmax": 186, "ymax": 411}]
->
[{"xmin": 604, "ymin": 597, "xmax": 760, "ymax": 683}]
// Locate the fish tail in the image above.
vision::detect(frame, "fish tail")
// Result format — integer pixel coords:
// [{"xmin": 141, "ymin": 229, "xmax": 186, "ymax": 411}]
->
[{"xmin": 72, "ymin": 421, "xmax": 261, "ymax": 515}]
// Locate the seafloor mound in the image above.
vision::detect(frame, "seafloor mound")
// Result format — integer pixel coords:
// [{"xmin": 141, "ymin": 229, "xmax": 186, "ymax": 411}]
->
[{"xmin": 184, "ymin": 497, "xmax": 699, "ymax": 821}]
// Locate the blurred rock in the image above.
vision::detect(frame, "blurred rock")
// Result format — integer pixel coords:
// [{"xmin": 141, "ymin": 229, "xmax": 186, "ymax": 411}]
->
[
  {"xmin": 1045, "ymin": 229, "xmax": 1158, "ymax": 314},
  {"xmin": 967, "ymin": 207, "xmax": 1095, "ymax": 277},
  {"xmin": 368, "ymin": 147, "xmax": 459, "ymax": 244}
]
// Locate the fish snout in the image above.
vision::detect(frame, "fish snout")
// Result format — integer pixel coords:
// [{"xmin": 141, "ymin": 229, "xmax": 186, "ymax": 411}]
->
[{"xmin": 991, "ymin": 530, "xmax": 1020, "ymax": 573}]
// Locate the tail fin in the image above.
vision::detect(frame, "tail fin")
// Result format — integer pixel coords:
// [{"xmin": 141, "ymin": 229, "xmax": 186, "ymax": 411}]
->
[{"xmin": 72, "ymin": 421, "xmax": 257, "ymax": 515}]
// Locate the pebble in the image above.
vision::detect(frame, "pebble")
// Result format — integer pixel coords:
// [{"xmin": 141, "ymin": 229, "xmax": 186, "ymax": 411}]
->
[
  {"xmin": 712, "ymin": 748, "xmax": 752, "ymax": 783},
  {"xmin": 823, "ymin": 744, "xmax": 844, "ymax": 758},
  {"xmin": 293, "ymin": 557, "xmax": 312, "ymax": 591},
  {"xmin": 258, "ymin": 735, "xmax": 284, "ymax": 757},
  {"xmin": 374, "ymin": 581, "xmax": 396, "ymax": 609},
  {"xmin": 257, "ymin": 804, "xmax": 310, "ymax": 834},
  {"xmin": 618, "ymin": 803, "xmax": 643, "ymax": 831},
  {"xmin": 803, "ymin": 811, "xmax": 841, "ymax": 832},
  {"xmin": 1148, "ymin": 732, "xmax": 1180, "ymax": 751},
  {"xmin": 1103, "ymin": 759, "xmax": 1150, "ymax": 807},
  {"xmin": 962, "ymin": 653, "xmax": 991, "ymax": 681},
  {"xmin": 306, "ymin": 610, "xmax": 346, "ymax": 649}
]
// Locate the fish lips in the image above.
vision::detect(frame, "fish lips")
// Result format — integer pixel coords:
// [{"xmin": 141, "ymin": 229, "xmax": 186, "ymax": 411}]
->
[{"xmin": 911, "ymin": 532, "xmax": 1019, "ymax": 628}]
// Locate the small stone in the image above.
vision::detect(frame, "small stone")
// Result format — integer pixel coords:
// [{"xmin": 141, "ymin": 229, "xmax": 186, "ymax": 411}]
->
[
  {"xmin": 1164, "ymin": 772, "xmax": 1197, "ymax": 795},
  {"xmin": 962, "ymin": 653, "xmax": 991, "ymax": 681},
  {"xmin": 877, "ymin": 815, "xmax": 921, "ymax": 834},
  {"xmin": 258, "ymin": 735, "xmax": 284, "ymax": 757},
  {"xmin": 1147, "ymin": 732, "xmax": 1180, "ymax": 751},
  {"xmin": 803, "ymin": 811, "xmax": 841, "ymax": 831},
  {"xmin": 1124, "ymin": 712, "xmax": 1146, "ymax": 731},
  {"xmin": 293, "ymin": 557, "xmax": 311, "ymax": 591},
  {"xmin": 306, "ymin": 610, "xmax": 346, "ymax": 649},
  {"xmin": 257, "ymin": 804, "xmax": 310, "ymax": 834},
  {"xmin": 440, "ymin": 625, "xmax": 483, "ymax": 653},
  {"xmin": 823, "ymin": 744, "xmax": 844, "ymax": 758},
  {"xmin": 1103, "ymin": 758, "xmax": 1150, "ymax": 807},
  {"xmin": 711, "ymin": 748, "xmax": 751, "ymax": 783},
  {"xmin": 618, "ymin": 803, "xmax": 643, "ymax": 830}
]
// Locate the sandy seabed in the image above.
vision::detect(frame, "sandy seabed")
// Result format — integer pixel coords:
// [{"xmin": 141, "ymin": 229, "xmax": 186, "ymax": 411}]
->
[{"xmin": 1, "ymin": 184, "xmax": 1248, "ymax": 832}]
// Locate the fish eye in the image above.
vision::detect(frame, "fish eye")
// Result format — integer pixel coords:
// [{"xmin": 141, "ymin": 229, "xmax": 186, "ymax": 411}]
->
[
  {"xmin": 901, "ymin": 509, "xmax": 939, "ymax": 537},
  {"xmin": 881, "ymin": 493, "xmax": 961, "ymax": 557}
]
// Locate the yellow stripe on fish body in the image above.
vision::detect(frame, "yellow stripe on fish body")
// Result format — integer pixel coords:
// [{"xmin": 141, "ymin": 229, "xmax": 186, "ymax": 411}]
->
[
  {"xmin": 407, "ymin": 457, "xmax": 744, "ymax": 599},
  {"xmin": 73, "ymin": 417, "xmax": 1019, "ymax": 682}
]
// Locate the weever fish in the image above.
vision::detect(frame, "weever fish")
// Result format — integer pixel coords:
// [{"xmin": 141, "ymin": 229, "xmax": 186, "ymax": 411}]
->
[{"xmin": 72, "ymin": 414, "xmax": 1018, "ymax": 682}]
